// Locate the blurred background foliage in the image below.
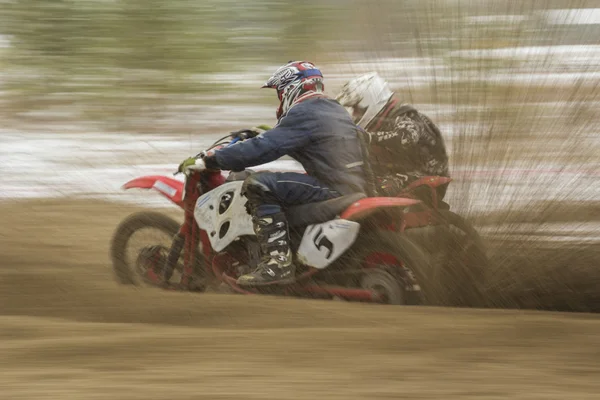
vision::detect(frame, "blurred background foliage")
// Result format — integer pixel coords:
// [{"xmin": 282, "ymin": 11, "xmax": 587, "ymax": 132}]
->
[
  {"xmin": 0, "ymin": 0, "xmax": 350, "ymax": 126},
  {"xmin": 1, "ymin": 0, "xmax": 599, "ymax": 129}
]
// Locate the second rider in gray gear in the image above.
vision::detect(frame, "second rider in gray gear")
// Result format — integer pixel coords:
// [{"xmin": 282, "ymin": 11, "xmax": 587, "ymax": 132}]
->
[{"xmin": 336, "ymin": 72, "xmax": 450, "ymax": 200}]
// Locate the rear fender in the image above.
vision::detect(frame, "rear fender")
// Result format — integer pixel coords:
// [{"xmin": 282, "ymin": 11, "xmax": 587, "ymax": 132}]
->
[
  {"xmin": 122, "ymin": 175, "xmax": 184, "ymax": 208},
  {"xmin": 402, "ymin": 176, "xmax": 452, "ymax": 192},
  {"xmin": 340, "ymin": 197, "xmax": 421, "ymax": 221}
]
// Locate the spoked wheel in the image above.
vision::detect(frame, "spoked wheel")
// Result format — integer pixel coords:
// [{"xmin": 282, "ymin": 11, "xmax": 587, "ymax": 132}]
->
[
  {"xmin": 428, "ymin": 211, "xmax": 489, "ymax": 307},
  {"xmin": 360, "ymin": 269, "xmax": 405, "ymax": 305},
  {"xmin": 134, "ymin": 245, "xmax": 182, "ymax": 286},
  {"xmin": 110, "ymin": 211, "xmax": 206, "ymax": 290},
  {"xmin": 344, "ymin": 234, "xmax": 428, "ymax": 305}
]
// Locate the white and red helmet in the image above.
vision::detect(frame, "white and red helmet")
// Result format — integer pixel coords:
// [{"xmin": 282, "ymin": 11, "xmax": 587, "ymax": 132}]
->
[
  {"xmin": 263, "ymin": 61, "xmax": 324, "ymax": 120},
  {"xmin": 335, "ymin": 72, "xmax": 393, "ymax": 129}
]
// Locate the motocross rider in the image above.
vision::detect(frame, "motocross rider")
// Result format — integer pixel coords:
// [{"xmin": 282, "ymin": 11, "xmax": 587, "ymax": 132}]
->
[
  {"xmin": 336, "ymin": 72, "xmax": 450, "ymax": 199},
  {"xmin": 178, "ymin": 61, "xmax": 367, "ymax": 286}
]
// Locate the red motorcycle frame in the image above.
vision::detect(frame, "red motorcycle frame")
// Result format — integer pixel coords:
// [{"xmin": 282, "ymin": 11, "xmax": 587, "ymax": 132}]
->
[{"xmin": 115, "ymin": 166, "xmax": 467, "ymax": 304}]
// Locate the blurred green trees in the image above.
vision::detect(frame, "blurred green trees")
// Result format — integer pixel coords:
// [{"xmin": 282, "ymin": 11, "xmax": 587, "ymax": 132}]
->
[
  {"xmin": 0, "ymin": 0, "xmax": 593, "ymax": 132},
  {"xmin": 2, "ymin": 0, "xmax": 344, "ymax": 75},
  {"xmin": 0, "ymin": 0, "xmax": 345, "ymax": 127}
]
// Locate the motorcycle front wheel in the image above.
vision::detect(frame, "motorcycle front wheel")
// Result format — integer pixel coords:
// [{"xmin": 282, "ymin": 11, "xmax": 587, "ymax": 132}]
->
[{"xmin": 110, "ymin": 211, "xmax": 206, "ymax": 290}]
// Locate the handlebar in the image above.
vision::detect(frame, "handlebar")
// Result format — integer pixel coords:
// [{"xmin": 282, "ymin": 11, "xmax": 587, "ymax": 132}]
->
[{"xmin": 174, "ymin": 130, "xmax": 252, "ymax": 175}]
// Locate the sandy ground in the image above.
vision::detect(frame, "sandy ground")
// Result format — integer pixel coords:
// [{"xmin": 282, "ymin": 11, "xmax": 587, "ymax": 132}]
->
[{"xmin": 1, "ymin": 199, "xmax": 599, "ymax": 399}]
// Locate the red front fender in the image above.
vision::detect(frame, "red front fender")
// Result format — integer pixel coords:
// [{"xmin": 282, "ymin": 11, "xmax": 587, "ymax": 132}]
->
[{"xmin": 122, "ymin": 175, "xmax": 185, "ymax": 208}]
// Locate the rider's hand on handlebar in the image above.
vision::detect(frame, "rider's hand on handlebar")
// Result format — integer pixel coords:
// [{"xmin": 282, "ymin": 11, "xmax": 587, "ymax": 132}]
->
[
  {"xmin": 197, "ymin": 144, "xmax": 225, "ymax": 159},
  {"xmin": 177, "ymin": 156, "xmax": 206, "ymax": 174},
  {"xmin": 254, "ymin": 124, "xmax": 272, "ymax": 133},
  {"xmin": 230, "ymin": 125, "xmax": 272, "ymax": 141}
]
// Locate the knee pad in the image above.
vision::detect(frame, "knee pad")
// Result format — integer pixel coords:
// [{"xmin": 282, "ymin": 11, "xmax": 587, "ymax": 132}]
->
[
  {"xmin": 225, "ymin": 169, "xmax": 256, "ymax": 182},
  {"xmin": 241, "ymin": 172, "xmax": 278, "ymax": 214}
]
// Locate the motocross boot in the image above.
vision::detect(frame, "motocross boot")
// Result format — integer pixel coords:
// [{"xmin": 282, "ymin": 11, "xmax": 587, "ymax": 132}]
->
[{"xmin": 236, "ymin": 212, "xmax": 296, "ymax": 286}]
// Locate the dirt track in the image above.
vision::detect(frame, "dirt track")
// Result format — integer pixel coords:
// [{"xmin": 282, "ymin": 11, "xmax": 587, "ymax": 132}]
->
[{"xmin": 1, "ymin": 200, "xmax": 599, "ymax": 399}]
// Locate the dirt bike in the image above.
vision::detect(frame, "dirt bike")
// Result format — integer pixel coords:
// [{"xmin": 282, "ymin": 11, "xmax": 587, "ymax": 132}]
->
[{"xmin": 110, "ymin": 133, "xmax": 489, "ymax": 306}]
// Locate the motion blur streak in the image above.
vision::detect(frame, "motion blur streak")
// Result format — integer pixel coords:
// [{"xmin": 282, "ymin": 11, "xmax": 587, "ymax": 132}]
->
[{"xmin": 0, "ymin": 1, "xmax": 599, "ymax": 398}]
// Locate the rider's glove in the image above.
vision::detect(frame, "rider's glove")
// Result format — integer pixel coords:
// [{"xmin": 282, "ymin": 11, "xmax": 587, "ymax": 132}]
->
[
  {"xmin": 254, "ymin": 124, "xmax": 272, "ymax": 133},
  {"xmin": 178, "ymin": 156, "xmax": 206, "ymax": 173},
  {"xmin": 230, "ymin": 124, "xmax": 272, "ymax": 141},
  {"xmin": 197, "ymin": 144, "xmax": 225, "ymax": 160}
]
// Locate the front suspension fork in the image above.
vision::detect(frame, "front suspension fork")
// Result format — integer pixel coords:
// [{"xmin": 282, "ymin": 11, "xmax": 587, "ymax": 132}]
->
[
  {"xmin": 162, "ymin": 231, "xmax": 185, "ymax": 283},
  {"xmin": 181, "ymin": 218, "xmax": 200, "ymax": 289},
  {"xmin": 163, "ymin": 171, "xmax": 216, "ymax": 290},
  {"xmin": 161, "ymin": 219, "xmax": 202, "ymax": 289}
]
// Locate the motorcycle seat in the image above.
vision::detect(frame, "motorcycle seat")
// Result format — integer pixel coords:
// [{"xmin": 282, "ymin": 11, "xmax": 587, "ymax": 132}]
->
[{"xmin": 286, "ymin": 192, "xmax": 367, "ymax": 227}]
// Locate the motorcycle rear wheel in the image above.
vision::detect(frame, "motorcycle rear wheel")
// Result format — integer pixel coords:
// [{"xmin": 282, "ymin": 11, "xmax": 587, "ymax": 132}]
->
[
  {"xmin": 427, "ymin": 210, "xmax": 489, "ymax": 307},
  {"xmin": 360, "ymin": 269, "xmax": 405, "ymax": 305},
  {"xmin": 347, "ymin": 234, "xmax": 429, "ymax": 305}
]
